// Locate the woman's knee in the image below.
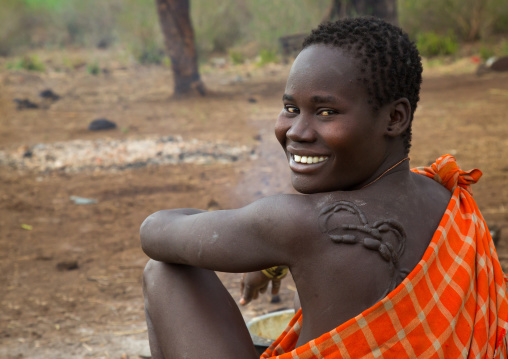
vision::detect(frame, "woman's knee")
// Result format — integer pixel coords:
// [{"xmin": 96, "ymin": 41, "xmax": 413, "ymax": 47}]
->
[
  {"xmin": 142, "ymin": 259, "xmax": 170, "ymax": 297},
  {"xmin": 143, "ymin": 260, "xmax": 198, "ymax": 298},
  {"xmin": 143, "ymin": 259, "xmax": 159, "ymax": 284}
]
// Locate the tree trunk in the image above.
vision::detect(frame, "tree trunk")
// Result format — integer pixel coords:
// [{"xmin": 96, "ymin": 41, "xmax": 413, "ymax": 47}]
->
[
  {"xmin": 324, "ymin": 0, "xmax": 398, "ymax": 26},
  {"xmin": 355, "ymin": 0, "xmax": 398, "ymax": 26},
  {"xmin": 155, "ymin": 0, "xmax": 205, "ymax": 96}
]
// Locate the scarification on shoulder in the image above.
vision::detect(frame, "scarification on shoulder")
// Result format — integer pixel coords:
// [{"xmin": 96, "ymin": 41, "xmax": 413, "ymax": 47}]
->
[{"xmin": 319, "ymin": 200, "xmax": 410, "ymax": 298}]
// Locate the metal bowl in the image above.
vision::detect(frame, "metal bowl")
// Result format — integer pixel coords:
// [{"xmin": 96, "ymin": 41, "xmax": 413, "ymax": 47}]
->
[{"xmin": 247, "ymin": 309, "xmax": 295, "ymax": 355}]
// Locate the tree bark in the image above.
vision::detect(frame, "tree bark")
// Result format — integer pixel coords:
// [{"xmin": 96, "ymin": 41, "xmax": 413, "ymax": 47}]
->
[
  {"xmin": 324, "ymin": 0, "xmax": 398, "ymax": 26},
  {"xmin": 155, "ymin": 0, "xmax": 205, "ymax": 96},
  {"xmin": 356, "ymin": 0, "xmax": 398, "ymax": 26}
]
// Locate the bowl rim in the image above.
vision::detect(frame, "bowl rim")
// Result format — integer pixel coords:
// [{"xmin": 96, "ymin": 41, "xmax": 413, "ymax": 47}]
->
[
  {"xmin": 246, "ymin": 308, "xmax": 296, "ymax": 347},
  {"xmin": 246, "ymin": 308, "xmax": 296, "ymax": 329}
]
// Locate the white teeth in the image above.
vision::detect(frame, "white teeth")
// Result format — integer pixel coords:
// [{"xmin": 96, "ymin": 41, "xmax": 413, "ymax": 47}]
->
[{"xmin": 292, "ymin": 154, "xmax": 327, "ymax": 164}]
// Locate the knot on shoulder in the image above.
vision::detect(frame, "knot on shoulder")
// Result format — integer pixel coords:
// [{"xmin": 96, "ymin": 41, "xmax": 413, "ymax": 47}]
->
[{"xmin": 412, "ymin": 154, "xmax": 482, "ymax": 196}]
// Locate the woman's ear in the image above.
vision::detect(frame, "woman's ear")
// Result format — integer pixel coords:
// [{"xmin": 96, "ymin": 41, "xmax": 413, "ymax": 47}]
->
[{"xmin": 385, "ymin": 98, "xmax": 411, "ymax": 137}]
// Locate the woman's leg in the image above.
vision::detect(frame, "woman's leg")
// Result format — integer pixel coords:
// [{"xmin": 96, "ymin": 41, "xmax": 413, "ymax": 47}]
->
[{"xmin": 143, "ymin": 260, "xmax": 259, "ymax": 359}]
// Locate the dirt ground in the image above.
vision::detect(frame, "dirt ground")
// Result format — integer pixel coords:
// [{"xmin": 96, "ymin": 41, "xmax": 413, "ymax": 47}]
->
[{"xmin": 1, "ymin": 52, "xmax": 508, "ymax": 359}]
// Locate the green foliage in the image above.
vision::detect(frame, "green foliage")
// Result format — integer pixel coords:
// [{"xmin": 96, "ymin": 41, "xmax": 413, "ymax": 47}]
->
[
  {"xmin": 0, "ymin": 0, "xmax": 118, "ymax": 54},
  {"xmin": 229, "ymin": 50, "xmax": 245, "ymax": 65},
  {"xmin": 399, "ymin": 0, "xmax": 508, "ymax": 42},
  {"xmin": 86, "ymin": 62, "xmax": 100, "ymax": 75},
  {"xmin": 162, "ymin": 56, "xmax": 172, "ymax": 68},
  {"xmin": 6, "ymin": 55, "xmax": 45, "ymax": 71},
  {"xmin": 116, "ymin": 0, "xmax": 165, "ymax": 65},
  {"xmin": 479, "ymin": 46, "xmax": 495, "ymax": 61},
  {"xmin": 478, "ymin": 40, "xmax": 508, "ymax": 61},
  {"xmin": 416, "ymin": 32, "xmax": 459, "ymax": 57},
  {"xmin": 501, "ymin": 41, "xmax": 508, "ymax": 56},
  {"xmin": 257, "ymin": 49, "xmax": 278, "ymax": 66}
]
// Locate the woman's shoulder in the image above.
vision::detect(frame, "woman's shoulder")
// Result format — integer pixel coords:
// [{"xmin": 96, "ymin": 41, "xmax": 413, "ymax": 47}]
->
[{"xmin": 410, "ymin": 171, "xmax": 452, "ymax": 208}]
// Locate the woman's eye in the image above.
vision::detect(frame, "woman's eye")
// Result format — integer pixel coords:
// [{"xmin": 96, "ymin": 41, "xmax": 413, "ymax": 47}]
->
[
  {"xmin": 285, "ymin": 106, "xmax": 299, "ymax": 114},
  {"xmin": 320, "ymin": 110, "xmax": 335, "ymax": 116}
]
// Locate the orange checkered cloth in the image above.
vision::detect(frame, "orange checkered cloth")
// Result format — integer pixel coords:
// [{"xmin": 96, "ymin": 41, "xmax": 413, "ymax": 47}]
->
[{"xmin": 261, "ymin": 155, "xmax": 508, "ymax": 359}]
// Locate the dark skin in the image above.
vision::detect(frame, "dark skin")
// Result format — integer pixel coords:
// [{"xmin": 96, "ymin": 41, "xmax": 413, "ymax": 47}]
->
[{"xmin": 141, "ymin": 45, "xmax": 451, "ymax": 358}]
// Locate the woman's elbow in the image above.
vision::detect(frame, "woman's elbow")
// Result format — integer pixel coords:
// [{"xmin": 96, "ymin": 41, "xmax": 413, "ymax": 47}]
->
[
  {"xmin": 139, "ymin": 210, "xmax": 187, "ymax": 262},
  {"xmin": 140, "ymin": 212, "xmax": 160, "ymax": 257}
]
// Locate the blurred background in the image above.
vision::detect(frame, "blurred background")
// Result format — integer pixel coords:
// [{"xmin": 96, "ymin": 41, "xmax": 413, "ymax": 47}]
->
[
  {"xmin": 3, "ymin": 0, "xmax": 329, "ymax": 68},
  {"xmin": 1, "ymin": 0, "xmax": 508, "ymax": 67},
  {"xmin": 1, "ymin": 0, "xmax": 508, "ymax": 358}
]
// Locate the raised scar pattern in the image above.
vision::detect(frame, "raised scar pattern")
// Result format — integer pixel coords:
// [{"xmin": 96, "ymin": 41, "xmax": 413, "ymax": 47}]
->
[{"xmin": 319, "ymin": 201, "xmax": 409, "ymax": 299}]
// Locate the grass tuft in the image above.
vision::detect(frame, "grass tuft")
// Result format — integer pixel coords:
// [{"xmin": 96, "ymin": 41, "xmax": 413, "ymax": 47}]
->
[
  {"xmin": 257, "ymin": 49, "xmax": 278, "ymax": 67},
  {"xmin": 86, "ymin": 62, "xmax": 100, "ymax": 75},
  {"xmin": 6, "ymin": 55, "xmax": 45, "ymax": 71}
]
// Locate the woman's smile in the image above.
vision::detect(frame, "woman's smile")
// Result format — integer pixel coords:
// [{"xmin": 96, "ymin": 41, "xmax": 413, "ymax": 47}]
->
[
  {"xmin": 291, "ymin": 154, "xmax": 328, "ymax": 164},
  {"xmin": 289, "ymin": 153, "xmax": 329, "ymax": 173},
  {"xmin": 288, "ymin": 150, "xmax": 330, "ymax": 173}
]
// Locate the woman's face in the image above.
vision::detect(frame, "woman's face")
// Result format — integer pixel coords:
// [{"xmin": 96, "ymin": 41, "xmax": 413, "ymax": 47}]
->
[{"xmin": 275, "ymin": 44, "xmax": 391, "ymax": 194}]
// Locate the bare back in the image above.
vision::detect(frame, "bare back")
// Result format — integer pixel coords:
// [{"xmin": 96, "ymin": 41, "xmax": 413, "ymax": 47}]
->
[{"xmin": 285, "ymin": 170, "xmax": 451, "ymax": 345}]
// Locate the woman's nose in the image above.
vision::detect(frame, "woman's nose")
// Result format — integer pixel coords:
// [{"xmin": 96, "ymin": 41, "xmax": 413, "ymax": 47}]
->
[{"xmin": 286, "ymin": 116, "xmax": 315, "ymax": 142}]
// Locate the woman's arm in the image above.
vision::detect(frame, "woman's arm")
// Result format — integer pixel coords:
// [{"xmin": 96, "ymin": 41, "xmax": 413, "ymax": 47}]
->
[{"xmin": 140, "ymin": 194, "xmax": 311, "ymax": 273}]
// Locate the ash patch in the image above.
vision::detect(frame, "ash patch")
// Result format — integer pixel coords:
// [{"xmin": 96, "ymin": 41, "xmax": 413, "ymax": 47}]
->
[{"xmin": 0, "ymin": 136, "xmax": 256, "ymax": 174}]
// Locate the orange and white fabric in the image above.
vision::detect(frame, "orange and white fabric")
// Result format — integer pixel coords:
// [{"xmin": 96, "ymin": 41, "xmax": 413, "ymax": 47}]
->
[{"xmin": 262, "ymin": 155, "xmax": 508, "ymax": 359}]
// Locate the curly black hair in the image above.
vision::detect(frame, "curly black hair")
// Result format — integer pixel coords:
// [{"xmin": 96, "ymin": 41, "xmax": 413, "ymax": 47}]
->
[{"xmin": 302, "ymin": 17, "xmax": 422, "ymax": 153}]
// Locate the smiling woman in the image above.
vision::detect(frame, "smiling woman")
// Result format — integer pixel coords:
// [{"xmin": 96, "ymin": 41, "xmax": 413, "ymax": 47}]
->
[{"xmin": 140, "ymin": 17, "xmax": 508, "ymax": 359}]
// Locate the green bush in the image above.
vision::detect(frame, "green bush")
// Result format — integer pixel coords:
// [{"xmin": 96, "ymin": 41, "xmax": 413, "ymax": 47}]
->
[
  {"xmin": 416, "ymin": 32, "xmax": 459, "ymax": 57},
  {"xmin": 257, "ymin": 49, "xmax": 278, "ymax": 66},
  {"xmin": 162, "ymin": 56, "xmax": 171, "ymax": 67},
  {"xmin": 229, "ymin": 50, "xmax": 245, "ymax": 65},
  {"xmin": 479, "ymin": 46, "xmax": 495, "ymax": 61},
  {"xmin": 6, "ymin": 55, "xmax": 45, "ymax": 71},
  {"xmin": 86, "ymin": 62, "xmax": 100, "ymax": 75}
]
